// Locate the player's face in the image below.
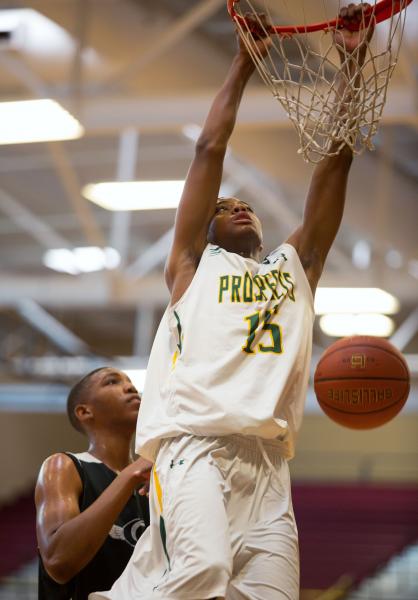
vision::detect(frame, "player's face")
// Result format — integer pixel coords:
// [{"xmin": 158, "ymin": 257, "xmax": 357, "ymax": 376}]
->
[
  {"xmin": 207, "ymin": 198, "xmax": 263, "ymax": 251},
  {"xmin": 87, "ymin": 368, "xmax": 141, "ymax": 432}
]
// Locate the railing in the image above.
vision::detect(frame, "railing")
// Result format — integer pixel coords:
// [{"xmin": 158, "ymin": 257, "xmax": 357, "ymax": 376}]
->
[
  {"xmin": 0, "ymin": 559, "xmax": 37, "ymax": 599},
  {"xmin": 344, "ymin": 542, "xmax": 418, "ymax": 599}
]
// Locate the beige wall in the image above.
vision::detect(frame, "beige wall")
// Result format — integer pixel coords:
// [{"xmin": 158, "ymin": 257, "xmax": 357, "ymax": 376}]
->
[
  {"xmin": 291, "ymin": 414, "xmax": 418, "ymax": 482},
  {"xmin": 1, "ymin": 411, "xmax": 417, "ymax": 505},
  {"xmin": 1, "ymin": 413, "xmax": 86, "ymax": 504}
]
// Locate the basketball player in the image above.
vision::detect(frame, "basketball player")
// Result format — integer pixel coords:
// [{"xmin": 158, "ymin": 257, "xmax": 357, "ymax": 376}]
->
[
  {"xmin": 90, "ymin": 4, "xmax": 373, "ymax": 599},
  {"xmin": 35, "ymin": 367, "xmax": 151, "ymax": 599}
]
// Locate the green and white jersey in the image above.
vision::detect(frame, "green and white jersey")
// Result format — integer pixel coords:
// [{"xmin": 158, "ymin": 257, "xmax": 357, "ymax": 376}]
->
[{"xmin": 136, "ymin": 242, "xmax": 314, "ymax": 462}]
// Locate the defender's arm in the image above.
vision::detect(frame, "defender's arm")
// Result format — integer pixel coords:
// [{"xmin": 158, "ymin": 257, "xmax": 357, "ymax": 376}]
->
[{"xmin": 35, "ymin": 453, "xmax": 151, "ymax": 584}]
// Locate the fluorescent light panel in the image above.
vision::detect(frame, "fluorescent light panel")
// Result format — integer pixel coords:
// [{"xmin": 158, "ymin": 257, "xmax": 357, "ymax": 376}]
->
[
  {"xmin": 43, "ymin": 247, "xmax": 120, "ymax": 275},
  {"xmin": 83, "ymin": 181, "xmax": 184, "ymax": 211},
  {"xmin": 315, "ymin": 287, "xmax": 399, "ymax": 315},
  {"xmin": 0, "ymin": 9, "xmax": 100, "ymax": 63},
  {"xmin": 320, "ymin": 314, "xmax": 395, "ymax": 337},
  {"xmin": 0, "ymin": 99, "xmax": 84, "ymax": 144}
]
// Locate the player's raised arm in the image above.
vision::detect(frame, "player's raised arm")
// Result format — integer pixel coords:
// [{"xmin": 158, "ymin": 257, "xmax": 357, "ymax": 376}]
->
[
  {"xmin": 287, "ymin": 3, "xmax": 374, "ymax": 293},
  {"xmin": 165, "ymin": 19, "xmax": 271, "ymax": 303}
]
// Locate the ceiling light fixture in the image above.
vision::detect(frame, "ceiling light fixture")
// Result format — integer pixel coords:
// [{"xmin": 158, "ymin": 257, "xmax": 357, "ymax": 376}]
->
[
  {"xmin": 43, "ymin": 247, "xmax": 120, "ymax": 275},
  {"xmin": 82, "ymin": 180, "xmax": 185, "ymax": 211},
  {"xmin": 319, "ymin": 313, "xmax": 395, "ymax": 337},
  {"xmin": 315, "ymin": 287, "xmax": 399, "ymax": 315},
  {"xmin": 0, "ymin": 99, "xmax": 84, "ymax": 144},
  {"xmin": 0, "ymin": 8, "xmax": 100, "ymax": 62}
]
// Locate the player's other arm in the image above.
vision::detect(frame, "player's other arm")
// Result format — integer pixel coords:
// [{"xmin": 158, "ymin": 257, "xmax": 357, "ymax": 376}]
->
[
  {"xmin": 287, "ymin": 143, "xmax": 353, "ymax": 294},
  {"xmin": 35, "ymin": 453, "xmax": 151, "ymax": 583},
  {"xmin": 165, "ymin": 20, "xmax": 271, "ymax": 303},
  {"xmin": 287, "ymin": 3, "xmax": 373, "ymax": 293}
]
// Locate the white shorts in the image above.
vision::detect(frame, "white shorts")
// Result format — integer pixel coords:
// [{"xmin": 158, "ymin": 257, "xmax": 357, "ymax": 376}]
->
[{"xmin": 90, "ymin": 434, "xmax": 299, "ymax": 600}]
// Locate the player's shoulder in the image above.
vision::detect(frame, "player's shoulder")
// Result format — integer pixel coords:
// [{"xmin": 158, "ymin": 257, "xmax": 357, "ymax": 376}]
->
[
  {"xmin": 36, "ymin": 453, "xmax": 83, "ymax": 502},
  {"xmin": 38, "ymin": 452, "xmax": 80, "ymax": 482}
]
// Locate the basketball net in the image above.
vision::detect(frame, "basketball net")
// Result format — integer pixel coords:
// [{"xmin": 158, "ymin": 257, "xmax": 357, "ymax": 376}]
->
[{"xmin": 230, "ymin": 1, "xmax": 410, "ymax": 163}]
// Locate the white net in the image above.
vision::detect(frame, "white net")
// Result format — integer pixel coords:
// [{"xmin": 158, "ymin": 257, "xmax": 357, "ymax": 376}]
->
[{"xmin": 232, "ymin": 1, "xmax": 409, "ymax": 163}]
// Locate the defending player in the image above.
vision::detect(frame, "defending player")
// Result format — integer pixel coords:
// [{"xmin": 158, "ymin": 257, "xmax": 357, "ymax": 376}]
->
[
  {"xmin": 36, "ymin": 367, "xmax": 151, "ymax": 599},
  {"xmin": 91, "ymin": 4, "xmax": 373, "ymax": 599}
]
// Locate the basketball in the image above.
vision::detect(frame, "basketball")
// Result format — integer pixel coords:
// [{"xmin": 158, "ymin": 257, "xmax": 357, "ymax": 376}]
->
[{"xmin": 314, "ymin": 336, "xmax": 410, "ymax": 429}]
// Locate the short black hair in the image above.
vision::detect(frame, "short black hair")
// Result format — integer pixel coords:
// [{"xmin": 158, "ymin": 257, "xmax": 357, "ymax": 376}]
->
[
  {"xmin": 66, "ymin": 367, "xmax": 110, "ymax": 433},
  {"xmin": 217, "ymin": 197, "xmax": 252, "ymax": 209}
]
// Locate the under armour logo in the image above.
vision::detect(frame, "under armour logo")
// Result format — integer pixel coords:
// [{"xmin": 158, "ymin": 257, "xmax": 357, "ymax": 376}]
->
[
  {"xmin": 170, "ymin": 459, "xmax": 185, "ymax": 469},
  {"xmin": 262, "ymin": 252, "xmax": 287, "ymax": 265}
]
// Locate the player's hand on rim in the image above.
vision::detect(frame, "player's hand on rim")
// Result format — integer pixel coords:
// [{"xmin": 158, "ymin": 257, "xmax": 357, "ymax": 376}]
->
[
  {"xmin": 237, "ymin": 12, "xmax": 272, "ymax": 59},
  {"xmin": 334, "ymin": 3, "xmax": 375, "ymax": 61}
]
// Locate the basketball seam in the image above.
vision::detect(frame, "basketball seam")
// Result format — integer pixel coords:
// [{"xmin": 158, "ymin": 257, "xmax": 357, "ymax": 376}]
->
[{"xmin": 319, "ymin": 393, "xmax": 409, "ymax": 416}]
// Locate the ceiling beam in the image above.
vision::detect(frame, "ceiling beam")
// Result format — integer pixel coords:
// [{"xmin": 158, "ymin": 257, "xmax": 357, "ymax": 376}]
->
[
  {"xmin": 0, "ymin": 188, "xmax": 70, "ymax": 248},
  {"xmin": 68, "ymin": 0, "xmax": 90, "ymax": 117},
  {"xmin": 75, "ymin": 85, "xmax": 418, "ymax": 134},
  {"xmin": 47, "ymin": 142, "xmax": 107, "ymax": 248},
  {"xmin": 0, "ymin": 272, "xmax": 170, "ymax": 308},
  {"xmin": 89, "ymin": 0, "xmax": 225, "ymax": 94},
  {"xmin": 0, "ymin": 52, "xmax": 46, "ymax": 97},
  {"xmin": 109, "ymin": 128, "xmax": 139, "ymax": 266},
  {"xmin": 16, "ymin": 298, "xmax": 91, "ymax": 355},
  {"xmin": 125, "ymin": 227, "xmax": 174, "ymax": 278},
  {"xmin": 80, "ymin": 89, "xmax": 294, "ymax": 132},
  {"xmin": 0, "ymin": 145, "xmax": 191, "ymax": 175},
  {"xmin": 8, "ymin": 354, "xmax": 148, "ymax": 386},
  {"xmin": 2, "ymin": 270, "xmax": 417, "ymax": 308},
  {"xmin": 390, "ymin": 307, "xmax": 418, "ymax": 351}
]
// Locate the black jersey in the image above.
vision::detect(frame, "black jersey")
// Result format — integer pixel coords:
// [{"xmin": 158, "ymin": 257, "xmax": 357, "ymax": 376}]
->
[{"xmin": 38, "ymin": 452, "xmax": 149, "ymax": 600}]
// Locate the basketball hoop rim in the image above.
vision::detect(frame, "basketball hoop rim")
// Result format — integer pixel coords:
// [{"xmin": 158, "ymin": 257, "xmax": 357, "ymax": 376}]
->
[{"xmin": 227, "ymin": 0, "xmax": 413, "ymax": 34}]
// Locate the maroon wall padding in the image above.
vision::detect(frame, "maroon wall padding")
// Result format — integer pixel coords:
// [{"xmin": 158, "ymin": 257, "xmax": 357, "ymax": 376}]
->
[
  {"xmin": 1, "ymin": 483, "xmax": 418, "ymax": 590},
  {"xmin": 0, "ymin": 490, "xmax": 37, "ymax": 579},
  {"xmin": 293, "ymin": 483, "xmax": 418, "ymax": 590}
]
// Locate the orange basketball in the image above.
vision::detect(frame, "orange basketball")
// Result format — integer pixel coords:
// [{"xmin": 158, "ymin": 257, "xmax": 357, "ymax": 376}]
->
[{"xmin": 314, "ymin": 336, "xmax": 410, "ymax": 429}]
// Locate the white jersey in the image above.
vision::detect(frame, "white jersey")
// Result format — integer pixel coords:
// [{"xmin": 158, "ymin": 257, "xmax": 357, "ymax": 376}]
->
[{"xmin": 136, "ymin": 242, "xmax": 314, "ymax": 462}]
